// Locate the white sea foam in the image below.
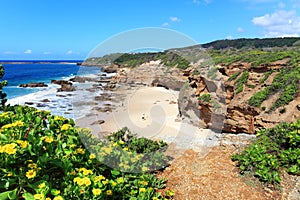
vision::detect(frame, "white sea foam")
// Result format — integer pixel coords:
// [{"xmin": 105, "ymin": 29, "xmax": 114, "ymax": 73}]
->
[{"xmin": 7, "ymin": 72, "xmax": 109, "ymax": 120}]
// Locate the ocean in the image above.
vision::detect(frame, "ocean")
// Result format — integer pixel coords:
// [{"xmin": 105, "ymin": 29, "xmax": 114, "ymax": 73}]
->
[{"xmin": 0, "ymin": 61, "xmax": 106, "ymax": 119}]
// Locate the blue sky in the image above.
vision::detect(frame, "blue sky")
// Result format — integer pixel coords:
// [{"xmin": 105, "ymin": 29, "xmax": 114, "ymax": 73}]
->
[{"xmin": 1, "ymin": 0, "xmax": 300, "ymax": 60}]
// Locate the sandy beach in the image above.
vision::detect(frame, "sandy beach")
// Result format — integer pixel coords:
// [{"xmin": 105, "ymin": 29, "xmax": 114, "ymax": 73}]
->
[{"xmin": 75, "ymin": 85, "xmax": 218, "ymax": 155}]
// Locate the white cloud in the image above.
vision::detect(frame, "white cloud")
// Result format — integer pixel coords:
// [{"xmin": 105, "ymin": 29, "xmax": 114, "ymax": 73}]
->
[
  {"xmin": 24, "ymin": 49, "xmax": 32, "ymax": 54},
  {"xmin": 161, "ymin": 22, "xmax": 170, "ymax": 27},
  {"xmin": 252, "ymin": 10, "xmax": 300, "ymax": 37},
  {"xmin": 237, "ymin": 27, "xmax": 245, "ymax": 32},
  {"xmin": 170, "ymin": 17, "xmax": 181, "ymax": 22},
  {"xmin": 43, "ymin": 52, "xmax": 52, "ymax": 55}
]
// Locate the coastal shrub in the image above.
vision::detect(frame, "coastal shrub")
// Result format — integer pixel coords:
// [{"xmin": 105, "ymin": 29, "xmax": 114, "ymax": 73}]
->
[
  {"xmin": 198, "ymin": 93, "xmax": 211, "ymax": 103},
  {"xmin": 232, "ymin": 119, "xmax": 300, "ymax": 185},
  {"xmin": 0, "ymin": 64, "xmax": 8, "ymax": 110},
  {"xmin": 249, "ymin": 66, "xmax": 300, "ymax": 110},
  {"xmin": 249, "ymin": 87, "xmax": 269, "ymax": 107},
  {"xmin": 260, "ymin": 70, "xmax": 274, "ymax": 83},
  {"xmin": 235, "ymin": 71, "xmax": 249, "ymax": 94},
  {"xmin": 228, "ymin": 71, "xmax": 241, "ymax": 81},
  {"xmin": 0, "ymin": 105, "xmax": 170, "ymax": 199}
]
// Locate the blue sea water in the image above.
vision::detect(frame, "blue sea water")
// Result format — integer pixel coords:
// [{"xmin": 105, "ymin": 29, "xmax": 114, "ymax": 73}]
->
[{"xmin": 1, "ymin": 62, "xmax": 100, "ymax": 99}]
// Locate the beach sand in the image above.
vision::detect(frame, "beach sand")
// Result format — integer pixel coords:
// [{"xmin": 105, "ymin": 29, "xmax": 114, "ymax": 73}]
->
[{"xmin": 76, "ymin": 86, "xmax": 218, "ymax": 155}]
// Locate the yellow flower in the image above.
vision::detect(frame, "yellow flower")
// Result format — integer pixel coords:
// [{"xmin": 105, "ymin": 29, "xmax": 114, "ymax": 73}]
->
[
  {"xmin": 142, "ymin": 167, "xmax": 149, "ymax": 172},
  {"xmin": 82, "ymin": 169, "xmax": 93, "ymax": 176},
  {"xmin": 14, "ymin": 121, "xmax": 24, "ymax": 127},
  {"xmin": 123, "ymin": 147, "xmax": 129, "ymax": 151},
  {"xmin": 6, "ymin": 172, "xmax": 13, "ymax": 177},
  {"xmin": 113, "ymin": 142, "xmax": 119, "ymax": 147},
  {"xmin": 46, "ymin": 198, "xmax": 51, "ymax": 200},
  {"xmin": 2, "ymin": 143, "xmax": 17, "ymax": 155},
  {"xmin": 26, "ymin": 170, "xmax": 36, "ymax": 179},
  {"xmin": 28, "ymin": 163, "xmax": 38, "ymax": 169},
  {"xmin": 41, "ymin": 136, "xmax": 54, "ymax": 143},
  {"xmin": 139, "ymin": 188, "xmax": 146, "ymax": 193},
  {"xmin": 83, "ymin": 177, "xmax": 91, "ymax": 186},
  {"xmin": 92, "ymin": 188, "xmax": 102, "ymax": 196},
  {"xmin": 2, "ymin": 121, "xmax": 24, "ymax": 129},
  {"xmin": 34, "ymin": 193, "xmax": 44, "ymax": 199},
  {"xmin": 77, "ymin": 179, "xmax": 85, "ymax": 186},
  {"xmin": 17, "ymin": 140, "xmax": 29, "ymax": 148},
  {"xmin": 75, "ymin": 148, "xmax": 85, "ymax": 154},
  {"xmin": 106, "ymin": 190, "xmax": 112, "ymax": 196},
  {"xmin": 141, "ymin": 181, "xmax": 148, "ymax": 186},
  {"xmin": 54, "ymin": 116, "xmax": 66, "ymax": 121},
  {"xmin": 166, "ymin": 189, "xmax": 175, "ymax": 196},
  {"xmin": 70, "ymin": 144, "xmax": 76, "ymax": 148},
  {"xmin": 152, "ymin": 197, "xmax": 159, "ymax": 200},
  {"xmin": 94, "ymin": 175, "xmax": 105, "ymax": 183},
  {"xmin": 53, "ymin": 196, "xmax": 63, "ymax": 200},
  {"xmin": 119, "ymin": 140, "xmax": 125, "ymax": 145},
  {"xmin": 61, "ymin": 124, "xmax": 71, "ymax": 131},
  {"xmin": 89, "ymin": 153, "xmax": 96, "ymax": 159},
  {"xmin": 38, "ymin": 182, "xmax": 46, "ymax": 189},
  {"xmin": 102, "ymin": 179, "xmax": 109, "ymax": 185},
  {"xmin": 110, "ymin": 181, "xmax": 117, "ymax": 187}
]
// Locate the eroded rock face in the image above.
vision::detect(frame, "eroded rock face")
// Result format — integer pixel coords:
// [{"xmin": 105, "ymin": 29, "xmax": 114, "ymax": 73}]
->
[
  {"xmin": 177, "ymin": 59, "xmax": 299, "ymax": 134},
  {"xmin": 107, "ymin": 58, "xmax": 298, "ymax": 134},
  {"xmin": 19, "ymin": 82, "xmax": 48, "ymax": 87}
]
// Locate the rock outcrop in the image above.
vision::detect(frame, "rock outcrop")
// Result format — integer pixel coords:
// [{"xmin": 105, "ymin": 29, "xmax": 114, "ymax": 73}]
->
[
  {"xmin": 51, "ymin": 80, "xmax": 75, "ymax": 92},
  {"xmin": 19, "ymin": 82, "xmax": 48, "ymax": 88}
]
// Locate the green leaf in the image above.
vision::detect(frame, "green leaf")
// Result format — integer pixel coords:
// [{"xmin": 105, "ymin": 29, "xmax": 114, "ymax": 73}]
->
[
  {"xmin": 111, "ymin": 169, "xmax": 121, "ymax": 178},
  {"xmin": 22, "ymin": 190, "xmax": 34, "ymax": 200},
  {"xmin": 0, "ymin": 188, "xmax": 17, "ymax": 200}
]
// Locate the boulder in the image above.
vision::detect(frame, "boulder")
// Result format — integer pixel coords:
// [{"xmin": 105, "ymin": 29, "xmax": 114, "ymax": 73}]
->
[{"xmin": 51, "ymin": 80, "xmax": 75, "ymax": 92}]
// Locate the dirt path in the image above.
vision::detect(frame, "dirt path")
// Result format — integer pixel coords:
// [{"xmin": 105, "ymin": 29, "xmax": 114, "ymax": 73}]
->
[{"xmin": 157, "ymin": 145, "xmax": 281, "ymax": 200}]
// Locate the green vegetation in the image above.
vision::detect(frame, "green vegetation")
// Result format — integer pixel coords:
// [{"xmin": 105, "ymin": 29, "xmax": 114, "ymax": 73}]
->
[
  {"xmin": 84, "ymin": 53, "xmax": 123, "ymax": 66},
  {"xmin": 198, "ymin": 93, "xmax": 211, "ymax": 103},
  {"xmin": 249, "ymin": 88, "xmax": 269, "ymax": 107},
  {"xmin": 86, "ymin": 51, "xmax": 190, "ymax": 69},
  {"xmin": 207, "ymin": 66, "xmax": 218, "ymax": 80},
  {"xmin": 235, "ymin": 71, "xmax": 249, "ymax": 94},
  {"xmin": 0, "ymin": 105, "xmax": 171, "ymax": 199},
  {"xmin": 249, "ymin": 66, "xmax": 300, "ymax": 111},
  {"xmin": 260, "ymin": 70, "xmax": 274, "ymax": 83},
  {"xmin": 202, "ymin": 37, "xmax": 300, "ymax": 49},
  {"xmin": 114, "ymin": 52, "xmax": 190, "ymax": 69},
  {"xmin": 232, "ymin": 119, "xmax": 300, "ymax": 185},
  {"xmin": 228, "ymin": 71, "xmax": 241, "ymax": 81},
  {"xmin": 210, "ymin": 48, "xmax": 293, "ymax": 67}
]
